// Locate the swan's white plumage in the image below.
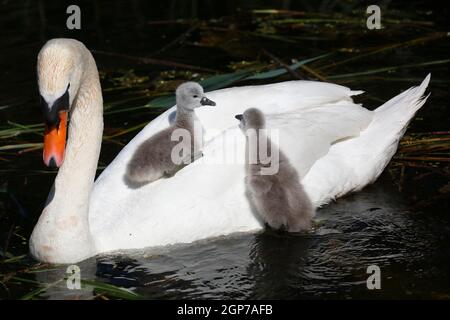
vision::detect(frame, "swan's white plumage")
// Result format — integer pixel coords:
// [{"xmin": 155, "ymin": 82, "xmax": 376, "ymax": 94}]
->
[
  {"xmin": 31, "ymin": 39, "xmax": 430, "ymax": 264},
  {"xmin": 89, "ymin": 76, "xmax": 430, "ymax": 253}
]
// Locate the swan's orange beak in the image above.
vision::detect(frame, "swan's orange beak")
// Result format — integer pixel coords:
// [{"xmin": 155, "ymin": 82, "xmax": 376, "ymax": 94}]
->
[{"xmin": 43, "ymin": 111, "xmax": 67, "ymax": 168}]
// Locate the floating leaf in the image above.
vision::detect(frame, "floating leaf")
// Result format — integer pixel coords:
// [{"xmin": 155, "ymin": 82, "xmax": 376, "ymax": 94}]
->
[
  {"xmin": 81, "ymin": 279, "xmax": 141, "ymax": 300},
  {"xmin": 18, "ymin": 279, "xmax": 64, "ymax": 300}
]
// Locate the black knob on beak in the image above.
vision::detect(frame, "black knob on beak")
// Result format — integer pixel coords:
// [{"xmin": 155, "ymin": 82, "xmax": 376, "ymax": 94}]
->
[
  {"xmin": 40, "ymin": 85, "xmax": 70, "ymax": 128},
  {"xmin": 235, "ymin": 114, "xmax": 243, "ymax": 121},
  {"xmin": 41, "ymin": 99, "xmax": 62, "ymax": 128},
  {"xmin": 200, "ymin": 96, "xmax": 216, "ymax": 106}
]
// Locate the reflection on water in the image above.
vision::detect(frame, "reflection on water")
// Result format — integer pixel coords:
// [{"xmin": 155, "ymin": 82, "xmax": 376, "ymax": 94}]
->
[{"xmin": 29, "ymin": 177, "xmax": 450, "ymax": 299}]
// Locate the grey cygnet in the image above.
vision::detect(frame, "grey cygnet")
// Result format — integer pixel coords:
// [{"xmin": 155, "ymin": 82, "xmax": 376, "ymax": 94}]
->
[
  {"xmin": 125, "ymin": 82, "xmax": 216, "ymax": 188},
  {"xmin": 235, "ymin": 108, "xmax": 314, "ymax": 232}
]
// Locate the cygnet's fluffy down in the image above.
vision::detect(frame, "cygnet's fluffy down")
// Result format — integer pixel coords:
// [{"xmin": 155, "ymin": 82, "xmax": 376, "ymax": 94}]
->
[
  {"xmin": 236, "ymin": 108, "xmax": 314, "ymax": 232},
  {"xmin": 125, "ymin": 82, "xmax": 215, "ymax": 187}
]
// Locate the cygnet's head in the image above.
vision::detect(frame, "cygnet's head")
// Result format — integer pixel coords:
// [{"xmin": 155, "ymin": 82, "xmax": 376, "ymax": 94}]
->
[
  {"xmin": 235, "ymin": 108, "xmax": 266, "ymax": 131},
  {"xmin": 175, "ymin": 82, "xmax": 216, "ymax": 111}
]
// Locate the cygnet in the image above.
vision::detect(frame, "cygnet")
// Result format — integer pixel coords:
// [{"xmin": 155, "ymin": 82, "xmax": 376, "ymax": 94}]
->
[
  {"xmin": 125, "ymin": 82, "xmax": 216, "ymax": 187},
  {"xmin": 235, "ymin": 108, "xmax": 314, "ymax": 232}
]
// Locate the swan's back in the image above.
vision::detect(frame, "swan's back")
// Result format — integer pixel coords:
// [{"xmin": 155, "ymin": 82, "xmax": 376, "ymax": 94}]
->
[{"xmin": 89, "ymin": 78, "xmax": 429, "ymax": 253}]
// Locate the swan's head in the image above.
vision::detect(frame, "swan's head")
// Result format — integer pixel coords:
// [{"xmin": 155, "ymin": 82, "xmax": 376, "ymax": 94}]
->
[
  {"xmin": 235, "ymin": 108, "xmax": 266, "ymax": 131},
  {"xmin": 37, "ymin": 39, "xmax": 87, "ymax": 168},
  {"xmin": 175, "ymin": 82, "xmax": 216, "ymax": 111}
]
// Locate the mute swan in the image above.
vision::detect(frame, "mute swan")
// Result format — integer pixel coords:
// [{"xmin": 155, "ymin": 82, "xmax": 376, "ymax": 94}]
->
[
  {"xmin": 236, "ymin": 108, "xmax": 314, "ymax": 232},
  {"xmin": 125, "ymin": 82, "xmax": 215, "ymax": 187},
  {"xmin": 30, "ymin": 38, "xmax": 430, "ymax": 264}
]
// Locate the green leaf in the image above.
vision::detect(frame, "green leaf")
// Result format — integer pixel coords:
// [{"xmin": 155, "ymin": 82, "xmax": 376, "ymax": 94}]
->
[
  {"xmin": 19, "ymin": 279, "xmax": 64, "ymax": 300},
  {"xmin": 245, "ymin": 53, "xmax": 332, "ymax": 80},
  {"xmin": 200, "ymin": 70, "xmax": 252, "ymax": 91},
  {"xmin": 329, "ymin": 59, "xmax": 450, "ymax": 79},
  {"xmin": 146, "ymin": 95, "xmax": 176, "ymax": 109},
  {"xmin": 145, "ymin": 70, "xmax": 253, "ymax": 109},
  {"xmin": 12, "ymin": 276, "xmax": 140, "ymax": 300},
  {"xmin": 110, "ymin": 52, "xmax": 328, "ymax": 111},
  {"xmin": 0, "ymin": 143, "xmax": 43, "ymax": 151},
  {"xmin": 3, "ymin": 254, "xmax": 27, "ymax": 263},
  {"xmin": 81, "ymin": 279, "xmax": 141, "ymax": 300}
]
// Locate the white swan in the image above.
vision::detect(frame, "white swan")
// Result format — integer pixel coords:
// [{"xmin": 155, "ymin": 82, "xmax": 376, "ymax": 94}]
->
[{"xmin": 30, "ymin": 38, "xmax": 430, "ymax": 264}]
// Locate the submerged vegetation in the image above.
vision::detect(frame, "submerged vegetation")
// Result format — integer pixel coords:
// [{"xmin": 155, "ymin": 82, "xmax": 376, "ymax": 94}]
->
[{"xmin": 0, "ymin": 2, "xmax": 449, "ymax": 299}]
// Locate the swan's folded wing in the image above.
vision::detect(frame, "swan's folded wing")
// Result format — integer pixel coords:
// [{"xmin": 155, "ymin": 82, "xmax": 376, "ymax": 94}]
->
[
  {"xmin": 196, "ymin": 80, "xmax": 364, "ymax": 138},
  {"xmin": 265, "ymin": 103, "xmax": 373, "ymax": 178}
]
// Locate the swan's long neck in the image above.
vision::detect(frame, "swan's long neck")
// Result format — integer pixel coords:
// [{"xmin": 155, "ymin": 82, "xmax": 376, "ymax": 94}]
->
[
  {"xmin": 30, "ymin": 52, "xmax": 103, "ymax": 264},
  {"xmin": 56, "ymin": 57, "xmax": 103, "ymax": 208}
]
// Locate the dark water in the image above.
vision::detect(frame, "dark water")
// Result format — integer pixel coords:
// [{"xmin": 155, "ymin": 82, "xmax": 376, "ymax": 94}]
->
[{"xmin": 0, "ymin": 1, "xmax": 449, "ymax": 299}]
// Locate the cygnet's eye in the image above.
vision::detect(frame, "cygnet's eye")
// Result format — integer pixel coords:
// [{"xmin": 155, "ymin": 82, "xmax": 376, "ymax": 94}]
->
[{"xmin": 193, "ymin": 95, "xmax": 199, "ymax": 98}]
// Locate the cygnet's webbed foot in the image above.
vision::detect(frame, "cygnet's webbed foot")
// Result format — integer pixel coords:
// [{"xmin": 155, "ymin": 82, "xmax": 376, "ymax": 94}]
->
[{"xmin": 164, "ymin": 151, "xmax": 204, "ymax": 177}]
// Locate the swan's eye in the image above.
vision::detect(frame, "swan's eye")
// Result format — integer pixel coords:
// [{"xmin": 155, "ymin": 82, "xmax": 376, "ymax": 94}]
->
[{"xmin": 193, "ymin": 95, "xmax": 199, "ymax": 98}]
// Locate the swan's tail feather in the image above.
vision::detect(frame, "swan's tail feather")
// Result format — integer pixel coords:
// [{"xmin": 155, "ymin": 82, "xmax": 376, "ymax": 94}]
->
[
  {"xmin": 359, "ymin": 74, "xmax": 431, "ymax": 184},
  {"xmin": 285, "ymin": 75, "xmax": 431, "ymax": 207},
  {"xmin": 374, "ymin": 73, "xmax": 430, "ymax": 115},
  {"xmin": 350, "ymin": 90, "xmax": 365, "ymax": 97},
  {"xmin": 371, "ymin": 74, "xmax": 430, "ymax": 137}
]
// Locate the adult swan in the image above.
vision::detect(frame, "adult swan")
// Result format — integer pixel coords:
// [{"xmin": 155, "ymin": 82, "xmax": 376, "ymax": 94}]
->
[{"xmin": 30, "ymin": 39, "xmax": 430, "ymax": 264}]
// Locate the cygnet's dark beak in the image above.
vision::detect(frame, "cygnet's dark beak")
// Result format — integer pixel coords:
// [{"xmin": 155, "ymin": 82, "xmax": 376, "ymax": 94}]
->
[
  {"xmin": 200, "ymin": 96, "xmax": 216, "ymax": 106},
  {"xmin": 235, "ymin": 114, "xmax": 243, "ymax": 121}
]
